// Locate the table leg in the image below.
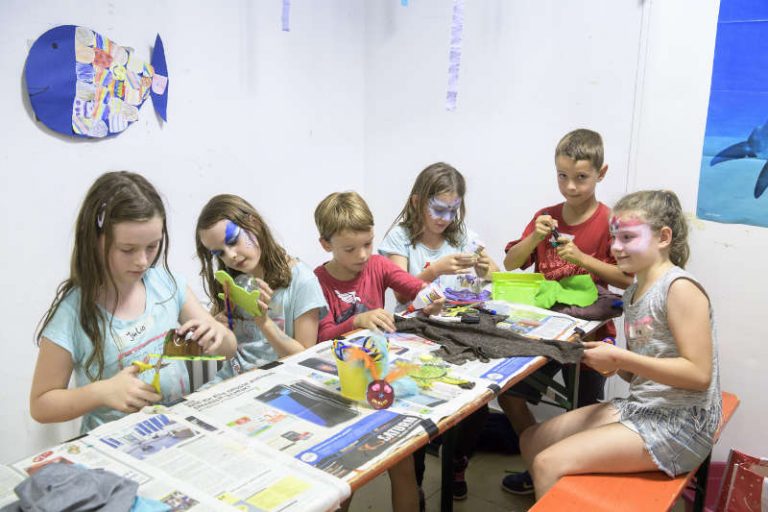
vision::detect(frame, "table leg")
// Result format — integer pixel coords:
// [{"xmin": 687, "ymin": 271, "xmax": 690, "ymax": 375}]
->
[{"xmin": 440, "ymin": 426, "xmax": 457, "ymax": 512}]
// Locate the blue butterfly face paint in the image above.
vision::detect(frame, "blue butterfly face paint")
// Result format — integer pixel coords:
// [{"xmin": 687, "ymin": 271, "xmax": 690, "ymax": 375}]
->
[
  {"xmin": 210, "ymin": 220, "xmax": 241, "ymax": 257},
  {"xmin": 427, "ymin": 197, "xmax": 462, "ymax": 222}
]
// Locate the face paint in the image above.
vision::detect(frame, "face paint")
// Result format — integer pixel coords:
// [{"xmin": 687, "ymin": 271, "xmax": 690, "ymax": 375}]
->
[
  {"xmin": 427, "ymin": 197, "xmax": 462, "ymax": 222},
  {"xmin": 610, "ymin": 216, "xmax": 653, "ymax": 254},
  {"xmin": 210, "ymin": 220, "xmax": 241, "ymax": 257}
]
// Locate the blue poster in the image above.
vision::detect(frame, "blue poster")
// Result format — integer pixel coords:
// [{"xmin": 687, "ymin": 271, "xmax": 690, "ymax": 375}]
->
[{"xmin": 697, "ymin": 1, "xmax": 768, "ymax": 227}]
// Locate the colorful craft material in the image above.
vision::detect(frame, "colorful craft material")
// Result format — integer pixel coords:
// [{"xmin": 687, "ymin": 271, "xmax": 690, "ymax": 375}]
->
[
  {"xmin": 215, "ymin": 270, "xmax": 262, "ymax": 317},
  {"xmin": 154, "ymin": 330, "xmax": 224, "ymax": 361},
  {"xmin": 25, "ymin": 25, "xmax": 168, "ymax": 138},
  {"xmin": 407, "ymin": 282, "xmax": 445, "ymax": 312}
]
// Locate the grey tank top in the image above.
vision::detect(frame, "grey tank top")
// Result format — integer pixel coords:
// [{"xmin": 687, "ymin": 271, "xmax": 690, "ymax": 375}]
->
[{"xmin": 623, "ymin": 266, "xmax": 720, "ymax": 410}]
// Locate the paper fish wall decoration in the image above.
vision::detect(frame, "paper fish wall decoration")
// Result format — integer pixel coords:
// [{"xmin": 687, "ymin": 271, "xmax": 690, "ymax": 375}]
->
[{"xmin": 24, "ymin": 25, "xmax": 168, "ymax": 138}]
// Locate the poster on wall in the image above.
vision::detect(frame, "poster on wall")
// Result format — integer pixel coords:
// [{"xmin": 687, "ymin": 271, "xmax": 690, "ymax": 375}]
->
[
  {"xmin": 24, "ymin": 25, "xmax": 168, "ymax": 139},
  {"xmin": 697, "ymin": 1, "xmax": 768, "ymax": 227}
]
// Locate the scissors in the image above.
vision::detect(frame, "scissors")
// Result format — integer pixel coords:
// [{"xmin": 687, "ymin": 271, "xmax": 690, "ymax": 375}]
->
[{"xmin": 132, "ymin": 353, "xmax": 167, "ymax": 395}]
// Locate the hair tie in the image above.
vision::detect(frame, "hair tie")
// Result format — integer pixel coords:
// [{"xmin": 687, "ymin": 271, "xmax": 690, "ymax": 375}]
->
[{"xmin": 96, "ymin": 202, "xmax": 107, "ymax": 230}]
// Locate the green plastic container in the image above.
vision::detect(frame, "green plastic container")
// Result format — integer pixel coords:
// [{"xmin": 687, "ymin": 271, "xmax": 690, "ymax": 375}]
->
[{"xmin": 491, "ymin": 272, "xmax": 545, "ymax": 305}]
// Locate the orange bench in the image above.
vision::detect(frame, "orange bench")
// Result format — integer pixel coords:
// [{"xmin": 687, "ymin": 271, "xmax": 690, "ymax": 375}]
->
[{"xmin": 530, "ymin": 391, "xmax": 740, "ymax": 512}]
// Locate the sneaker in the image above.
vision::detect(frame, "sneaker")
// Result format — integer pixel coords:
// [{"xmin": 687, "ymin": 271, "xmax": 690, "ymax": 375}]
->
[
  {"xmin": 453, "ymin": 456, "xmax": 469, "ymax": 501},
  {"xmin": 501, "ymin": 470, "xmax": 534, "ymax": 495}
]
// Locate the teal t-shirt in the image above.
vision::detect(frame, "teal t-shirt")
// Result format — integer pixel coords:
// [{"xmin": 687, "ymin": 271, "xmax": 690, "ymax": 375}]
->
[
  {"xmin": 41, "ymin": 267, "xmax": 189, "ymax": 433},
  {"xmin": 205, "ymin": 260, "xmax": 328, "ymax": 386}
]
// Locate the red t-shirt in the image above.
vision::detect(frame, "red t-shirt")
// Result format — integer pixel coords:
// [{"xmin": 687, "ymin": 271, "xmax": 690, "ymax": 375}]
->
[
  {"xmin": 314, "ymin": 254, "xmax": 425, "ymax": 341},
  {"xmin": 505, "ymin": 201, "xmax": 617, "ymax": 337}
]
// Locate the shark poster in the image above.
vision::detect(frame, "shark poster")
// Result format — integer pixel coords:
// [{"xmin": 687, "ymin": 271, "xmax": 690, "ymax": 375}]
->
[{"xmin": 697, "ymin": 0, "xmax": 768, "ymax": 227}]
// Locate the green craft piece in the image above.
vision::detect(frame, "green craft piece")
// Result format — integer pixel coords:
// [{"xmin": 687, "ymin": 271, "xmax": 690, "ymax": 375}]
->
[
  {"xmin": 214, "ymin": 270, "xmax": 262, "ymax": 317},
  {"xmin": 534, "ymin": 275, "xmax": 598, "ymax": 308}
]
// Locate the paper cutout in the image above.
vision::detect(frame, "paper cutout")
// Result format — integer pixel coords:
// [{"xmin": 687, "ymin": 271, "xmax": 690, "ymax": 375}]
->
[
  {"xmin": 214, "ymin": 270, "xmax": 263, "ymax": 317},
  {"xmin": 24, "ymin": 25, "xmax": 169, "ymax": 138},
  {"xmin": 445, "ymin": 0, "xmax": 465, "ymax": 111}
]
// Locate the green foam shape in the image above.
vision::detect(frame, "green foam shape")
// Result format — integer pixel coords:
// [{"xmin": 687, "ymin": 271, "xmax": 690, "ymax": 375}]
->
[{"xmin": 214, "ymin": 270, "xmax": 263, "ymax": 317}]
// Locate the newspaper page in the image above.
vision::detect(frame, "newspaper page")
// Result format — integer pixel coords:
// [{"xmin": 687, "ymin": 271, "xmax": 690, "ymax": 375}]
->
[
  {"xmin": 6, "ymin": 438, "xmax": 228, "ymax": 511},
  {"xmin": 0, "ymin": 465, "xmax": 24, "ymax": 507},
  {"xmin": 178, "ymin": 367, "xmax": 427, "ymax": 481},
  {"xmin": 89, "ymin": 408, "xmax": 349, "ymax": 512},
  {"xmin": 281, "ymin": 333, "xmax": 494, "ymax": 423}
]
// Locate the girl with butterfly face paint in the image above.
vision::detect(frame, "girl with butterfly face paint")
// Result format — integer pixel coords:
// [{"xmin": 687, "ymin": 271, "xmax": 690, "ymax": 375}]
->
[
  {"xmin": 196, "ymin": 194, "xmax": 328, "ymax": 386},
  {"xmin": 379, "ymin": 162, "xmax": 499, "ymax": 499},
  {"xmin": 380, "ymin": 162, "xmax": 499, "ymax": 305}
]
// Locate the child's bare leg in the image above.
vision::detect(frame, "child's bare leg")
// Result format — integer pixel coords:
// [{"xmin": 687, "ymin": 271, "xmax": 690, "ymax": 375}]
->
[
  {"xmin": 529, "ymin": 421, "xmax": 655, "ymax": 499},
  {"xmin": 498, "ymin": 393, "xmax": 536, "ymax": 435},
  {"xmin": 388, "ymin": 454, "xmax": 419, "ymax": 512},
  {"xmin": 520, "ymin": 402, "xmax": 618, "ymax": 467}
]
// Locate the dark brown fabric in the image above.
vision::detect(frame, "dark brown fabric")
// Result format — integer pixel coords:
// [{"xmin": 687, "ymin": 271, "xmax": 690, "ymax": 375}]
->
[{"xmin": 394, "ymin": 314, "xmax": 584, "ymax": 365}]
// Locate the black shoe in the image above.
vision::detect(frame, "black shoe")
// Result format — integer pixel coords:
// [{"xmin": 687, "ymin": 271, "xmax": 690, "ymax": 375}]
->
[
  {"xmin": 501, "ymin": 470, "xmax": 534, "ymax": 495},
  {"xmin": 453, "ymin": 456, "xmax": 469, "ymax": 501}
]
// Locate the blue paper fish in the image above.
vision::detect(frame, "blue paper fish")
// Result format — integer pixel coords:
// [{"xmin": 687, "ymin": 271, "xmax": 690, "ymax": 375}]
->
[{"xmin": 25, "ymin": 25, "xmax": 168, "ymax": 138}]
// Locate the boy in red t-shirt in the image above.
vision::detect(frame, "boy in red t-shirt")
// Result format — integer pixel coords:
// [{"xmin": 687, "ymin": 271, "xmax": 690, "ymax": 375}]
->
[
  {"xmin": 499, "ymin": 129, "xmax": 633, "ymax": 495},
  {"xmin": 313, "ymin": 190, "xmax": 441, "ymax": 512}
]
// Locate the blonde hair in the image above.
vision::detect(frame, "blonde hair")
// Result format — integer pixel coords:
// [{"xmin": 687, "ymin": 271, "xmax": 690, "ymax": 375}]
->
[
  {"xmin": 314, "ymin": 191, "xmax": 374, "ymax": 241},
  {"xmin": 36, "ymin": 171, "xmax": 172, "ymax": 380},
  {"xmin": 555, "ymin": 129, "xmax": 604, "ymax": 171},
  {"xmin": 613, "ymin": 190, "xmax": 690, "ymax": 268},
  {"xmin": 389, "ymin": 162, "xmax": 466, "ymax": 247},
  {"xmin": 195, "ymin": 194, "xmax": 292, "ymax": 314}
]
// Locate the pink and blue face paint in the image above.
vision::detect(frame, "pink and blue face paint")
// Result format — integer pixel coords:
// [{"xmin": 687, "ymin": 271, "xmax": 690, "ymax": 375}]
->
[
  {"xmin": 610, "ymin": 216, "xmax": 653, "ymax": 255},
  {"xmin": 427, "ymin": 197, "xmax": 462, "ymax": 222},
  {"xmin": 210, "ymin": 220, "xmax": 242, "ymax": 257}
]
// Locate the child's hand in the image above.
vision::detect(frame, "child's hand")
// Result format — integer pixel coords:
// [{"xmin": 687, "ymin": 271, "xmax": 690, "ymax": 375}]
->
[
  {"xmin": 581, "ymin": 341, "xmax": 621, "ymax": 376},
  {"xmin": 178, "ymin": 317, "xmax": 229, "ymax": 355},
  {"xmin": 102, "ymin": 365, "xmax": 162, "ymax": 413},
  {"xmin": 248, "ymin": 278, "xmax": 273, "ymax": 327},
  {"xmin": 433, "ymin": 253, "xmax": 476, "ymax": 277},
  {"xmin": 353, "ymin": 308, "xmax": 396, "ymax": 333},
  {"xmin": 422, "ymin": 298, "xmax": 445, "ymax": 316},
  {"xmin": 474, "ymin": 250, "xmax": 492, "ymax": 278},
  {"xmin": 556, "ymin": 237, "xmax": 585, "ymax": 265},
  {"xmin": 534, "ymin": 214, "xmax": 558, "ymax": 242}
]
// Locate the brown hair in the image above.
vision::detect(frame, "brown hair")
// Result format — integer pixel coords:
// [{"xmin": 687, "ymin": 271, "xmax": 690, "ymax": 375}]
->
[
  {"xmin": 36, "ymin": 171, "xmax": 172, "ymax": 380},
  {"xmin": 389, "ymin": 162, "xmax": 466, "ymax": 247},
  {"xmin": 314, "ymin": 191, "xmax": 374, "ymax": 241},
  {"xmin": 555, "ymin": 129, "xmax": 604, "ymax": 171},
  {"xmin": 613, "ymin": 190, "xmax": 690, "ymax": 268},
  {"xmin": 196, "ymin": 194, "xmax": 291, "ymax": 314}
]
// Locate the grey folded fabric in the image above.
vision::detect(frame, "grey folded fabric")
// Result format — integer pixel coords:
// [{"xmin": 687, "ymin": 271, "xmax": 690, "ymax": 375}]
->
[
  {"xmin": 1, "ymin": 462, "xmax": 138, "ymax": 512},
  {"xmin": 394, "ymin": 313, "xmax": 584, "ymax": 365}
]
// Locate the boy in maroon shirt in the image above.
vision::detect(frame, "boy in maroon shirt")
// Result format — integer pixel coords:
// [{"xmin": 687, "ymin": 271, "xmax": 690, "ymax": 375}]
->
[
  {"xmin": 499, "ymin": 129, "xmax": 633, "ymax": 495},
  {"xmin": 313, "ymin": 190, "xmax": 441, "ymax": 512}
]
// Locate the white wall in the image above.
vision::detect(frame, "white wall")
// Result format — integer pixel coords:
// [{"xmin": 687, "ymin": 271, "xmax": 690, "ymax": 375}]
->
[
  {"xmin": 1, "ymin": 0, "xmax": 763, "ymax": 467},
  {"xmin": 0, "ymin": 0, "xmax": 364, "ymax": 463}
]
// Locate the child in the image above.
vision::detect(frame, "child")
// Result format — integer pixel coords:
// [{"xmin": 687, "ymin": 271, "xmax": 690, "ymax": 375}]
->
[
  {"xmin": 314, "ymin": 191, "xmax": 441, "ymax": 512},
  {"xmin": 499, "ymin": 128, "xmax": 633, "ymax": 494},
  {"xmin": 380, "ymin": 162, "xmax": 499, "ymax": 300},
  {"xmin": 195, "ymin": 194, "xmax": 327, "ymax": 384},
  {"xmin": 379, "ymin": 162, "xmax": 499, "ymax": 501},
  {"xmin": 520, "ymin": 189, "xmax": 721, "ymax": 499},
  {"xmin": 31, "ymin": 171, "xmax": 237, "ymax": 433}
]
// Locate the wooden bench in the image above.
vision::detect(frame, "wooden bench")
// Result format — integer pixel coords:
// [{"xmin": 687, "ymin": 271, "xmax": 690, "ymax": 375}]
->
[{"xmin": 530, "ymin": 391, "xmax": 740, "ymax": 512}]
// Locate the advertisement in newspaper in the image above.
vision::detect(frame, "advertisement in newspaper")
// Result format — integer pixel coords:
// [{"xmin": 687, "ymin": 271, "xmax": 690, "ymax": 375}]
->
[
  {"xmin": 90, "ymin": 409, "xmax": 349, "ymax": 512},
  {"xmin": 6, "ymin": 437, "xmax": 227, "ymax": 511},
  {"xmin": 282, "ymin": 333, "xmax": 494, "ymax": 422},
  {"xmin": 180, "ymin": 369, "xmax": 378, "ymax": 456}
]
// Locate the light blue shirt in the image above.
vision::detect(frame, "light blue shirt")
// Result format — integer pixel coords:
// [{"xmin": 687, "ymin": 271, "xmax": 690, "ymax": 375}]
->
[
  {"xmin": 207, "ymin": 260, "xmax": 328, "ymax": 385},
  {"xmin": 378, "ymin": 224, "xmax": 483, "ymax": 308},
  {"xmin": 42, "ymin": 267, "xmax": 188, "ymax": 433}
]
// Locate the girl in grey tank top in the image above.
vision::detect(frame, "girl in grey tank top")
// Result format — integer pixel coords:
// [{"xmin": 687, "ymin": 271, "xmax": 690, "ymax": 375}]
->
[{"xmin": 520, "ymin": 191, "xmax": 721, "ymax": 500}]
